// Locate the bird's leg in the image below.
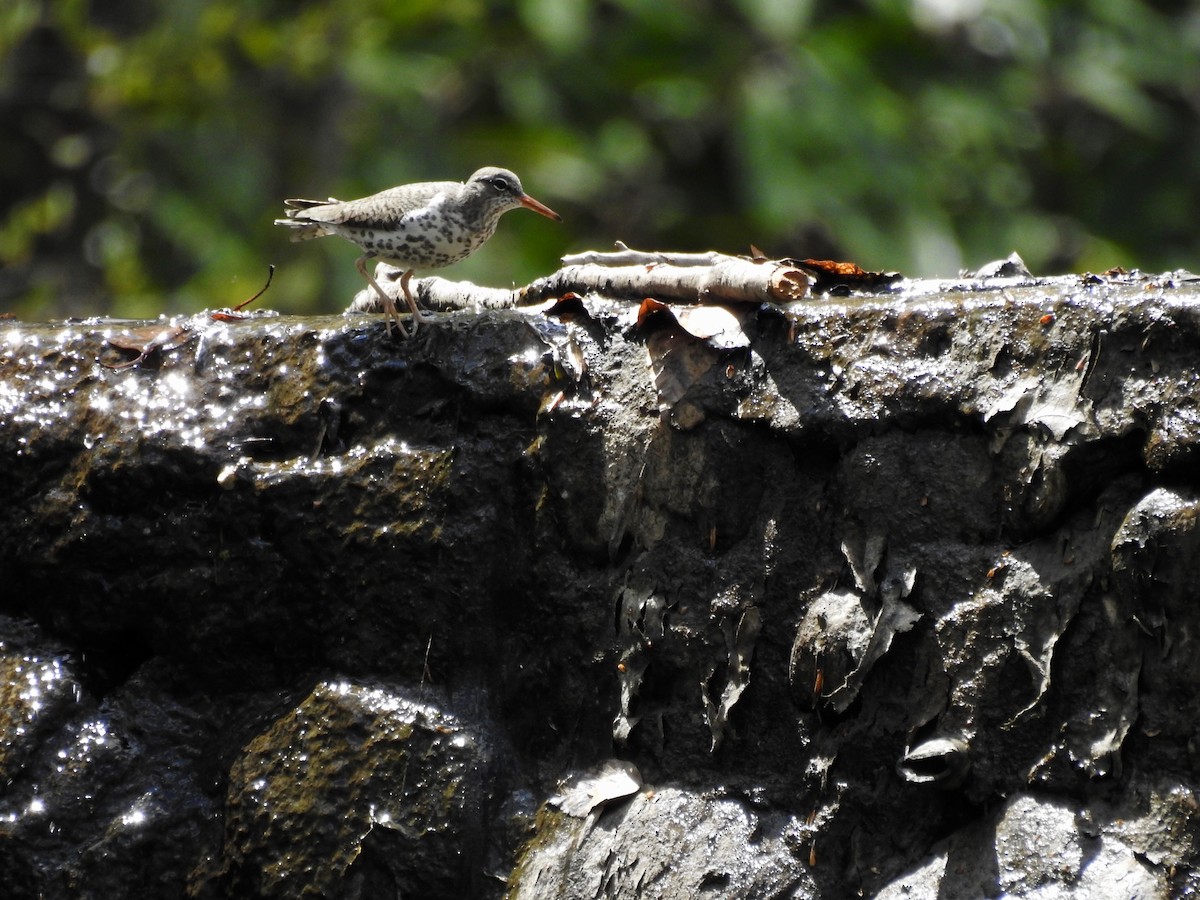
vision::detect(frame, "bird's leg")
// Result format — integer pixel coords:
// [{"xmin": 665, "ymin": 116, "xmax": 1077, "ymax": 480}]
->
[
  {"xmin": 398, "ymin": 270, "xmax": 434, "ymax": 329},
  {"xmin": 356, "ymin": 254, "xmax": 410, "ymax": 338}
]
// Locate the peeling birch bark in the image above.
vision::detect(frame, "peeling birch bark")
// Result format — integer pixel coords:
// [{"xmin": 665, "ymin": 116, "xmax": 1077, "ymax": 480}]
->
[
  {"xmin": 526, "ymin": 254, "xmax": 810, "ymax": 306},
  {"xmin": 348, "ymin": 248, "xmax": 811, "ymax": 314},
  {"xmin": 349, "ymin": 268, "xmax": 521, "ymax": 313}
]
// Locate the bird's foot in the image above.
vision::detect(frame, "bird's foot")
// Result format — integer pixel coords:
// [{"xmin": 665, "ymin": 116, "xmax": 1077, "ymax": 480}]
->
[
  {"xmin": 358, "ymin": 255, "xmax": 415, "ymax": 338},
  {"xmin": 380, "ymin": 294, "xmax": 412, "ymax": 339}
]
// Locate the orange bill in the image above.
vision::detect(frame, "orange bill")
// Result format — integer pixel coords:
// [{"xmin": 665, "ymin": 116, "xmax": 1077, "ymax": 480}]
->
[{"xmin": 519, "ymin": 193, "xmax": 562, "ymax": 222}]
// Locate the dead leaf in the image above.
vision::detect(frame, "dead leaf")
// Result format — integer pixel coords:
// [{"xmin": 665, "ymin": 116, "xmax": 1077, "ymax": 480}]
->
[
  {"xmin": 703, "ymin": 606, "xmax": 762, "ymax": 751},
  {"xmin": 101, "ymin": 324, "xmax": 195, "ymax": 370},
  {"xmin": 785, "ymin": 258, "xmax": 903, "ymax": 294},
  {"xmin": 543, "ymin": 292, "xmax": 590, "ymax": 319},
  {"xmin": 975, "ymin": 252, "xmax": 1032, "ymax": 279},
  {"xmin": 644, "ymin": 329, "xmax": 720, "ymax": 424},
  {"xmin": 552, "ymin": 759, "xmax": 643, "ymax": 818},
  {"xmin": 638, "ymin": 297, "xmax": 751, "ymax": 348},
  {"xmin": 637, "ymin": 297, "xmax": 672, "ymax": 326}
]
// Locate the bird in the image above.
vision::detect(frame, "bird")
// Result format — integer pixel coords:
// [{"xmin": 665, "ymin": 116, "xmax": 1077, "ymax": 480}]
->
[{"xmin": 274, "ymin": 167, "xmax": 561, "ymax": 337}]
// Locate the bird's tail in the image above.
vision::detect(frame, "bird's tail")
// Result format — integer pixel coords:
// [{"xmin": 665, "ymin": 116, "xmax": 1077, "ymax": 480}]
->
[{"xmin": 273, "ymin": 198, "xmax": 339, "ymax": 242}]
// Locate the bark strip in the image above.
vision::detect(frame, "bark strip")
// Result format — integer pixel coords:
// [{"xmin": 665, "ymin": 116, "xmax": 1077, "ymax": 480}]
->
[{"xmin": 349, "ymin": 248, "xmax": 811, "ymax": 313}]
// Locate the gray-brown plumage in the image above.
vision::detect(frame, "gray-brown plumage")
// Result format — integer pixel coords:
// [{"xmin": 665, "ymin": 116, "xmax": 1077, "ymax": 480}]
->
[{"xmin": 274, "ymin": 167, "xmax": 561, "ymax": 337}]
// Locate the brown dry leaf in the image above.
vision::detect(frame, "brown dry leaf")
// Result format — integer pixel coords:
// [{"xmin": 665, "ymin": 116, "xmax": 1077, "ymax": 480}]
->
[
  {"xmin": 636, "ymin": 297, "xmax": 672, "ymax": 325},
  {"xmin": 638, "ymin": 299, "xmax": 723, "ymax": 423},
  {"xmin": 101, "ymin": 324, "xmax": 195, "ymax": 370},
  {"xmin": 786, "ymin": 258, "xmax": 902, "ymax": 294},
  {"xmin": 543, "ymin": 292, "xmax": 591, "ymax": 320},
  {"xmin": 526, "ymin": 291, "xmax": 594, "ymax": 321},
  {"xmin": 645, "ymin": 331, "xmax": 719, "ymax": 414}
]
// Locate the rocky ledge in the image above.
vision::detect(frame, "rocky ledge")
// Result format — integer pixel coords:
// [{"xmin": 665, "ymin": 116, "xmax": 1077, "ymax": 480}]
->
[{"xmin": 1, "ymin": 263, "xmax": 1198, "ymax": 898}]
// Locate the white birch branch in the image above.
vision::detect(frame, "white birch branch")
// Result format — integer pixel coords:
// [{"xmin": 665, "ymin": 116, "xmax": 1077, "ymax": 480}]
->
[{"xmin": 348, "ymin": 249, "xmax": 810, "ymax": 314}]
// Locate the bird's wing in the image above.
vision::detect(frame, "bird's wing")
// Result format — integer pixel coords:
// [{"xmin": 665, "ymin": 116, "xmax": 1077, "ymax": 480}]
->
[{"xmin": 291, "ymin": 182, "xmax": 459, "ymax": 228}]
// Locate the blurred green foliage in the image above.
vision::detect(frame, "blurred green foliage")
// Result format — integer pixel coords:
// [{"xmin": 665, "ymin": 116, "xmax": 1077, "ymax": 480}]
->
[{"xmin": 2, "ymin": 0, "xmax": 1198, "ymax": 319}]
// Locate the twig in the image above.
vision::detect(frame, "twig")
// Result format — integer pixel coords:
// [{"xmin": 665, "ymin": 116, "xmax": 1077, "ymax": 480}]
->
[
  {"xmin": 421, "ymin": 634, "xmax": 434, "ymax": 686},
  {"xmin": 233, "ymin": 265, "xmax": 275, "ymax": 312},
  {"xmin": 561, "ymin": 241, "xmax": 729, "ymax": 268}
]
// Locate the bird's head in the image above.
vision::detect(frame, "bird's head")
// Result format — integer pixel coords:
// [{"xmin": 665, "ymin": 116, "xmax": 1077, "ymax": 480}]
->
[{"xmin": 469, "ymin": 167, "xmax": 561, "ymax": 222}]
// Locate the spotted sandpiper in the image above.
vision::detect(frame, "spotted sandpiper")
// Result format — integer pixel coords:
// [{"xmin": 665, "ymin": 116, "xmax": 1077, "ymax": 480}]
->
[{"xmin": 274, "ymin": 167, "xmax": 561, "ymax": 337}]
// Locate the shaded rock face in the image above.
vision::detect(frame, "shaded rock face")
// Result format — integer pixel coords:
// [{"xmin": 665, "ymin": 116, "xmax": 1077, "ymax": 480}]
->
[{"xmin": 2, "ymin": 273, "xmax": 1200, "ymax": 898}]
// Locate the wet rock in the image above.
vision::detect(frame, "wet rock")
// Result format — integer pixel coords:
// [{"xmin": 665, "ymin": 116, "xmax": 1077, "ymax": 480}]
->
[
  {"xmin": 508, "ymin": 786, "xmax": 813, "ymax": 899},
  {"xmin": 1111, "ymin": 488, "xmax": 1200, "ymax": 766},
  {"xmin": 790, "ymin": 589, "xmax": 872, "ymax": 710},
  {"xmin": 874, "ymin": 791, "xmax": 1170, "ymax": 899},
  {"xmin": 2, "ymin": 270, "xmax": 1200, "ymax": 897},
  {"xmin": 0, "ymin": 616, "xmax": 82, "ymax": 785},
  {"xmin": 190, "ymin": 681, "xmax": 491, "ymax": 899},
  {"xmin": 0, "ymin": 627, "xmax": 218, "ymax": 900}
]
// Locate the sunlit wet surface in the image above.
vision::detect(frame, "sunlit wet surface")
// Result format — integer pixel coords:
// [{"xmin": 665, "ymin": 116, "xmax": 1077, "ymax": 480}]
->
[
  {"xmin": 231, "ymin": 679, "xmax": 475, "ymax": 850},
  {"xmin": 0, "ymin": 634, "xmax": 98, "ymax": 831},
  {"xmin": 0, "ymin": 314, "xmax": 351, "ymax": 459},
  {"xmin": 0, "ymin": 648, "xmax": 80, "ymax": 763},
  {"xmin": 4, "ymin": 280, "xmax": 1200, "ymax": 895},
  {"xmin": 0, "ymin": 310, "xmax": 594, "ymax": 466}
]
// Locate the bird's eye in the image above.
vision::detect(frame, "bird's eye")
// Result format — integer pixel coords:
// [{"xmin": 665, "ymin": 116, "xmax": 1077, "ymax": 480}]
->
[{"xmin": 491, "ymin": 177, "xmax": 511, "ymax": 192}]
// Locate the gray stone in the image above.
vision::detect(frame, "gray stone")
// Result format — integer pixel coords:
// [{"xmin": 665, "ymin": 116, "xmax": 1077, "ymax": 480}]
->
[{"xmin": 2, "ymin": 269, "xmax": 1199, "ymax": 897}]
